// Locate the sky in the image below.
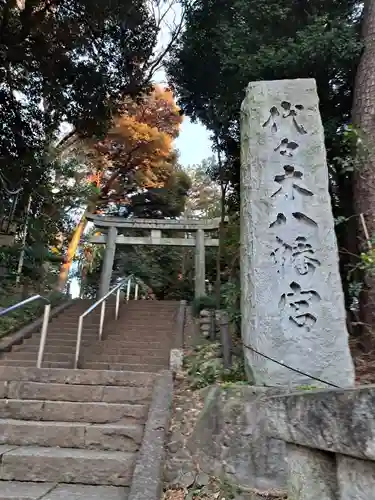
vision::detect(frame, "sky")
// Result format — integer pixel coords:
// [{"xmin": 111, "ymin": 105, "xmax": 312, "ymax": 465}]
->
[
  {"xmin": 154, "ymin": 3, "xmax": 213, "ymax": 167},
  {"xmin": 154, "ymin": 68, "xmax": 213, "ymax": 167},
  {"xmin": 155, "ymin": 64, "xmax": 213, "ymax": 167},
  {"xmin": 174, "ymin": 117, "xmax": 213, "ymax": 167}
]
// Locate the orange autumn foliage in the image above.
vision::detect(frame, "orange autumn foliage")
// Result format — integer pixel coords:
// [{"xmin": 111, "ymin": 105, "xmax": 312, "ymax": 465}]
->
[
  {"xmin": 57, "ymin": 85, "xmax": 183, "ymax": 290},
  {"xmin": 94, "ymin": 85, "xmax": 183, "ymax": 197}
]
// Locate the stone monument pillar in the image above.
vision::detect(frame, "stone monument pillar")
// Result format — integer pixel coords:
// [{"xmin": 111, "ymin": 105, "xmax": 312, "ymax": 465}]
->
[
  {"xmin": 240, "ymin": 79, "xmax": 354, "ymax": 387},
  {"xmin": 195, "ymin": 229, "xmax": 206, "ymax": 298},
  {"xmin": 98, "ymin": 226, "xmax": 118, "ymax": 299}
]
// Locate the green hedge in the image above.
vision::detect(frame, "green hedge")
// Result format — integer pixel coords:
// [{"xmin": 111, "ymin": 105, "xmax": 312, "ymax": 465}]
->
[{"xmin": 0, "ymin": 291, "xmax": 66, "ymax": 339}]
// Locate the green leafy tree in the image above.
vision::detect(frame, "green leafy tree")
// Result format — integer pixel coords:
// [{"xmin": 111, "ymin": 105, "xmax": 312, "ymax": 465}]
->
[
  {"xmin": 167, "ymin": 0, "xmax": 363, "ymax": 314},
  {"xmin": 168, "ymin": 0, "xmax": 361, "ymax": 198},
  {"xmin": 184, "ymin": 158, "xmax": 221, "ymax": 218},
  {"xmin": 0, "ymin": 0, "xmax": 158, "ymax": 177}
]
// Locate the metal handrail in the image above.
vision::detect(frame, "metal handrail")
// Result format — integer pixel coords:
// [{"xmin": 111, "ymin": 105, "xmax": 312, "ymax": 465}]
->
[
  {"xmin": 74, "ymin": 275, "xmax": 133, "ymax": 369},
  {"xmin": 0, "ymin": 294, "xmax": 49, "ymax": 317},
  {"xmin": 0, "ymin": 294, "xmax": 51, "ymax": 369}
]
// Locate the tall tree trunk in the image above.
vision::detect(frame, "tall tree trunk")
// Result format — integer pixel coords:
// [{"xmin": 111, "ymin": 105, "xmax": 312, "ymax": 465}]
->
[{"xmin": 352, "ymin": 0, "xmax": 375, "ymax": 348}]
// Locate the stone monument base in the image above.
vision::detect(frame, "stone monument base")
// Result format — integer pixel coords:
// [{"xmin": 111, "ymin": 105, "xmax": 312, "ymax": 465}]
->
[{"xmin": 187, "ymin": 385, "xmax": 288, "ymax": 492}]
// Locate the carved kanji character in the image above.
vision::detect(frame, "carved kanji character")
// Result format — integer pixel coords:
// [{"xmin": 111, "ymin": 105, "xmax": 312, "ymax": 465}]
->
[
  {"xmin": 291, "ymin": 236, "xmax": 320, "ymax": 275},
  {"xmin": 281, "ymin": 101, "xmax": 308, "ymax": 134},
  {"xmin": 262, "ymin": 106, "xmax": 280, "ymax": 132},
  {"xmin": 271, "ymin": 165, "xmax": 313, "ymax": 201},
  {"xmin": 279, "ymin": 282, "xmax": 320, "ymax": 332},
  {"xmin": 274, "ymin": 138, "xmax": 299, "ymax": 157}
]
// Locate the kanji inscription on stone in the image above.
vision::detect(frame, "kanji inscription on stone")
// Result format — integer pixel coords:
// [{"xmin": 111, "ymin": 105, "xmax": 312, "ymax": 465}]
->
[{"xmin": 240, "ymin": 78, "xmax": 354, "ymax": 387}]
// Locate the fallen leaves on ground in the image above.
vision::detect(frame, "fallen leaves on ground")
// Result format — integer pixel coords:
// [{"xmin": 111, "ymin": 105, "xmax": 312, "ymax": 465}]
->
[{"xmin": 162, "ymin": 489, "xmax": 185, "ymax": 500}]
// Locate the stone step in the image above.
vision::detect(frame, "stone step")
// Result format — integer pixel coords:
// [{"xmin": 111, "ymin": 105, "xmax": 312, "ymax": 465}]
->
[
  {"xmin": 83, "ymin": 362, "xmax": 165, "ymax": 372},
  {"xmin": 98, "ymin": 341, "xmax": 169, "ymax": 349},
  {"xmin": 4, "ymin": 352, "xmax": 74, "ymax": 363},
  {"xmin": 0, "ymin": 367, "xmax": 156, "ymax": 386},
  {"xmin": 0, "ymin": 481, "xmax": 55, "ymax": 500},
  {"xmin": 23, "ymin": 338, "xmax": 95, "ymax": 346},
  {"xmin": 0, "ymin": 360, "xmax": 72, "ymax": 369},
  {"xmin": 14, "ymin": 341, "xmax": 95, "ymax": 351},
  {"xmin": 0, "ymin": 399, "xmax": 147, "ymax": 424},
  {"xmin": 0, "ymin": 419, "xmax": 143, "ymax": 452},
  {"xmin": 15, "ymin": 345, "xmax": 165, "ymax": 357},
  {"xmin": 60, "ymin": 318, "xmax": 113, "ymax": 325},
  {"xmin": 124, "ymin": 303, "xmax": 178, "ymax": 314},
  {"xmin": 50, "ymin": 313, "xmax": 104, "ymax": 318},
  {"xmin": 46, "ymin": 325, "xmax": 100, "ymax": 331},
  {"xmin": 0, "ymin": 482, "xmax": 129, "ymax": 500},
  {"xmin": 13, "ymin": 343, "xmax": 166, "ymax": 356},
  {"xmin": 109, "ymin": 322, "xmax": 174, "ymax": 327},
  {"xmin": 0, "ymin": 445, "xmax": 134, "ymax": 485},
  {"xmin": 1, "ymin": 353, "xmax": 162, "ymax": 367},
  {"xmin": 42, "ymin": 330, "xmax": 98, "ymax": 336},
  {"xmin": 11, "ymin": 344, "xmax": 76, "ymax": 354},
  {"xmin": 22, "ymin": 334, "xmax": 97, "ymax": 341},
  {"xmin": 117, "ymin": 313, "xmax": 175, "ymax": 316},
  {"xmin": 68, "ymin": 331, "xmax": 172, "ymax": 338},
  {"xmin": 106, "ymin": 332, "xmax": 172, "ymax": 337},
  {"xmin": 49, "ymin": 315, "xmax": 102, "ymax": 321},
  {"xmin": 105, "ymin": 331, "xmax": 172, "ymax": 345},
  {"xmin": 82, "ymin": 354, "xmax": 167, "ymax": 365},
  {"xmin": 85, "ymin": 351, "xmax": 168, "ymax": 360},
  {"xmin": 2, "ymin": 381, "xmax": 152, "ymax": 403}
]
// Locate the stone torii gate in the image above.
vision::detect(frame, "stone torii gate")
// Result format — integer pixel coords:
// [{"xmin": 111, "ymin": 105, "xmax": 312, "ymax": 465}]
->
[{"xmin": 86, "ymin": 214, "xmax": 220, "ymax": 299}]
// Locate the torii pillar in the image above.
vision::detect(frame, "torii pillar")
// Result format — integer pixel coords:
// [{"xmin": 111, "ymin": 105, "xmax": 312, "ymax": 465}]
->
[
  {"xmin": 98, "ymin": 226, "xmax": 118, "ymax": 299},
  {"xmin": 194, "ymin": 229, "xmax": 206, "ymax": 298}
]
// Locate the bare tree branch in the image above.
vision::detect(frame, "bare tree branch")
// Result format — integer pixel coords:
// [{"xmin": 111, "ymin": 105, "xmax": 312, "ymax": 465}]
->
[{"xmin": 143, "ymin": 0, "xmax": 191, "ymax": 83}]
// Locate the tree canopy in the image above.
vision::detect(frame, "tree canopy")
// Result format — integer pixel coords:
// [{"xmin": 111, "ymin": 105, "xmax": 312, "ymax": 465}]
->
[
  {"xmin": 0, "ymin": 0, "xmax": 181, "ymax": 226},
  {"xmin": 167, "ymin": 0, "xmax": 365, "ymax": 314},
  {"xmin": 61, "ymin": 85, "xmax": 188, "ymax": 215},
  {"xmin": 1, "ymin": 0, "xmax": 157, "ymax": 154},
  {"xmin": 167, "ymin": 0, "xmax": 362, "ymax": 207}
]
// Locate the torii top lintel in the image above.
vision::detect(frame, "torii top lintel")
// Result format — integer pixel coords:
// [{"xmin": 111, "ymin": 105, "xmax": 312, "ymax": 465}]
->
[{"xmin": 85, "ymin": 213, "xmax": 223, "ymax": 231}]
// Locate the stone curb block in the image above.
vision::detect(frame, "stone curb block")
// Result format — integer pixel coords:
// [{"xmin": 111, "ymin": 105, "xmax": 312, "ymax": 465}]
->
[
  {"xmin": 264, "ymin": 384, "xmax": 375, "ymax": 461},
  {"xmin": 128, "ymin": 370, "xmax": 173, "ymax": 500},
  {"xmin": 0, "ymin": 300, "xmax": 75, "ymax": 353},
  {"xmin": 170, "ymin": 348, "xmax": 184, "ymax": 373}
]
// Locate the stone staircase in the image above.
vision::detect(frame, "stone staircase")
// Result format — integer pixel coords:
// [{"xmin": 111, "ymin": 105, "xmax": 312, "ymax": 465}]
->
[
  {"xmin": 81, "ymin": 300, "xmax": 177, "ymax": 372},
  {"xmin": 0, "ymin": 299, "xmax": 180, "ymax": 499},
  {"xmin": 0, "ymin": 299, "xmax": 177, "ymax": 371},
  {"xmin": 0, "ymin": 299, "xmax": 106, "ymax": 369}
]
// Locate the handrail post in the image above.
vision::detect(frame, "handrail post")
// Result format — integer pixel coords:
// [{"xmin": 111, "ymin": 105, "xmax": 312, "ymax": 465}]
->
[
  {"xmin": 74, "ymin": 276, "xmax": 133, "ymax": 368},
  {"xmin": 134, "ymin": 283, "xmax": 139, "ymax": 300},
  {"xmin": 115, "ymin": 288, "xmax": 121, "ymax": 320},
  {"xmin": 99, "ymin": 300, "xmax": 106, "ymax": 340},
  {"xmin": 36, "ymin": 303, "xmax": 51, "ymax": 368},
  {"xmin": 126, "ymin": 277, "xmax": 131, "ymax": 302},
  {"xmin": 74, "ymin": 316, "xmax": 83, "ymax": 369}
]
